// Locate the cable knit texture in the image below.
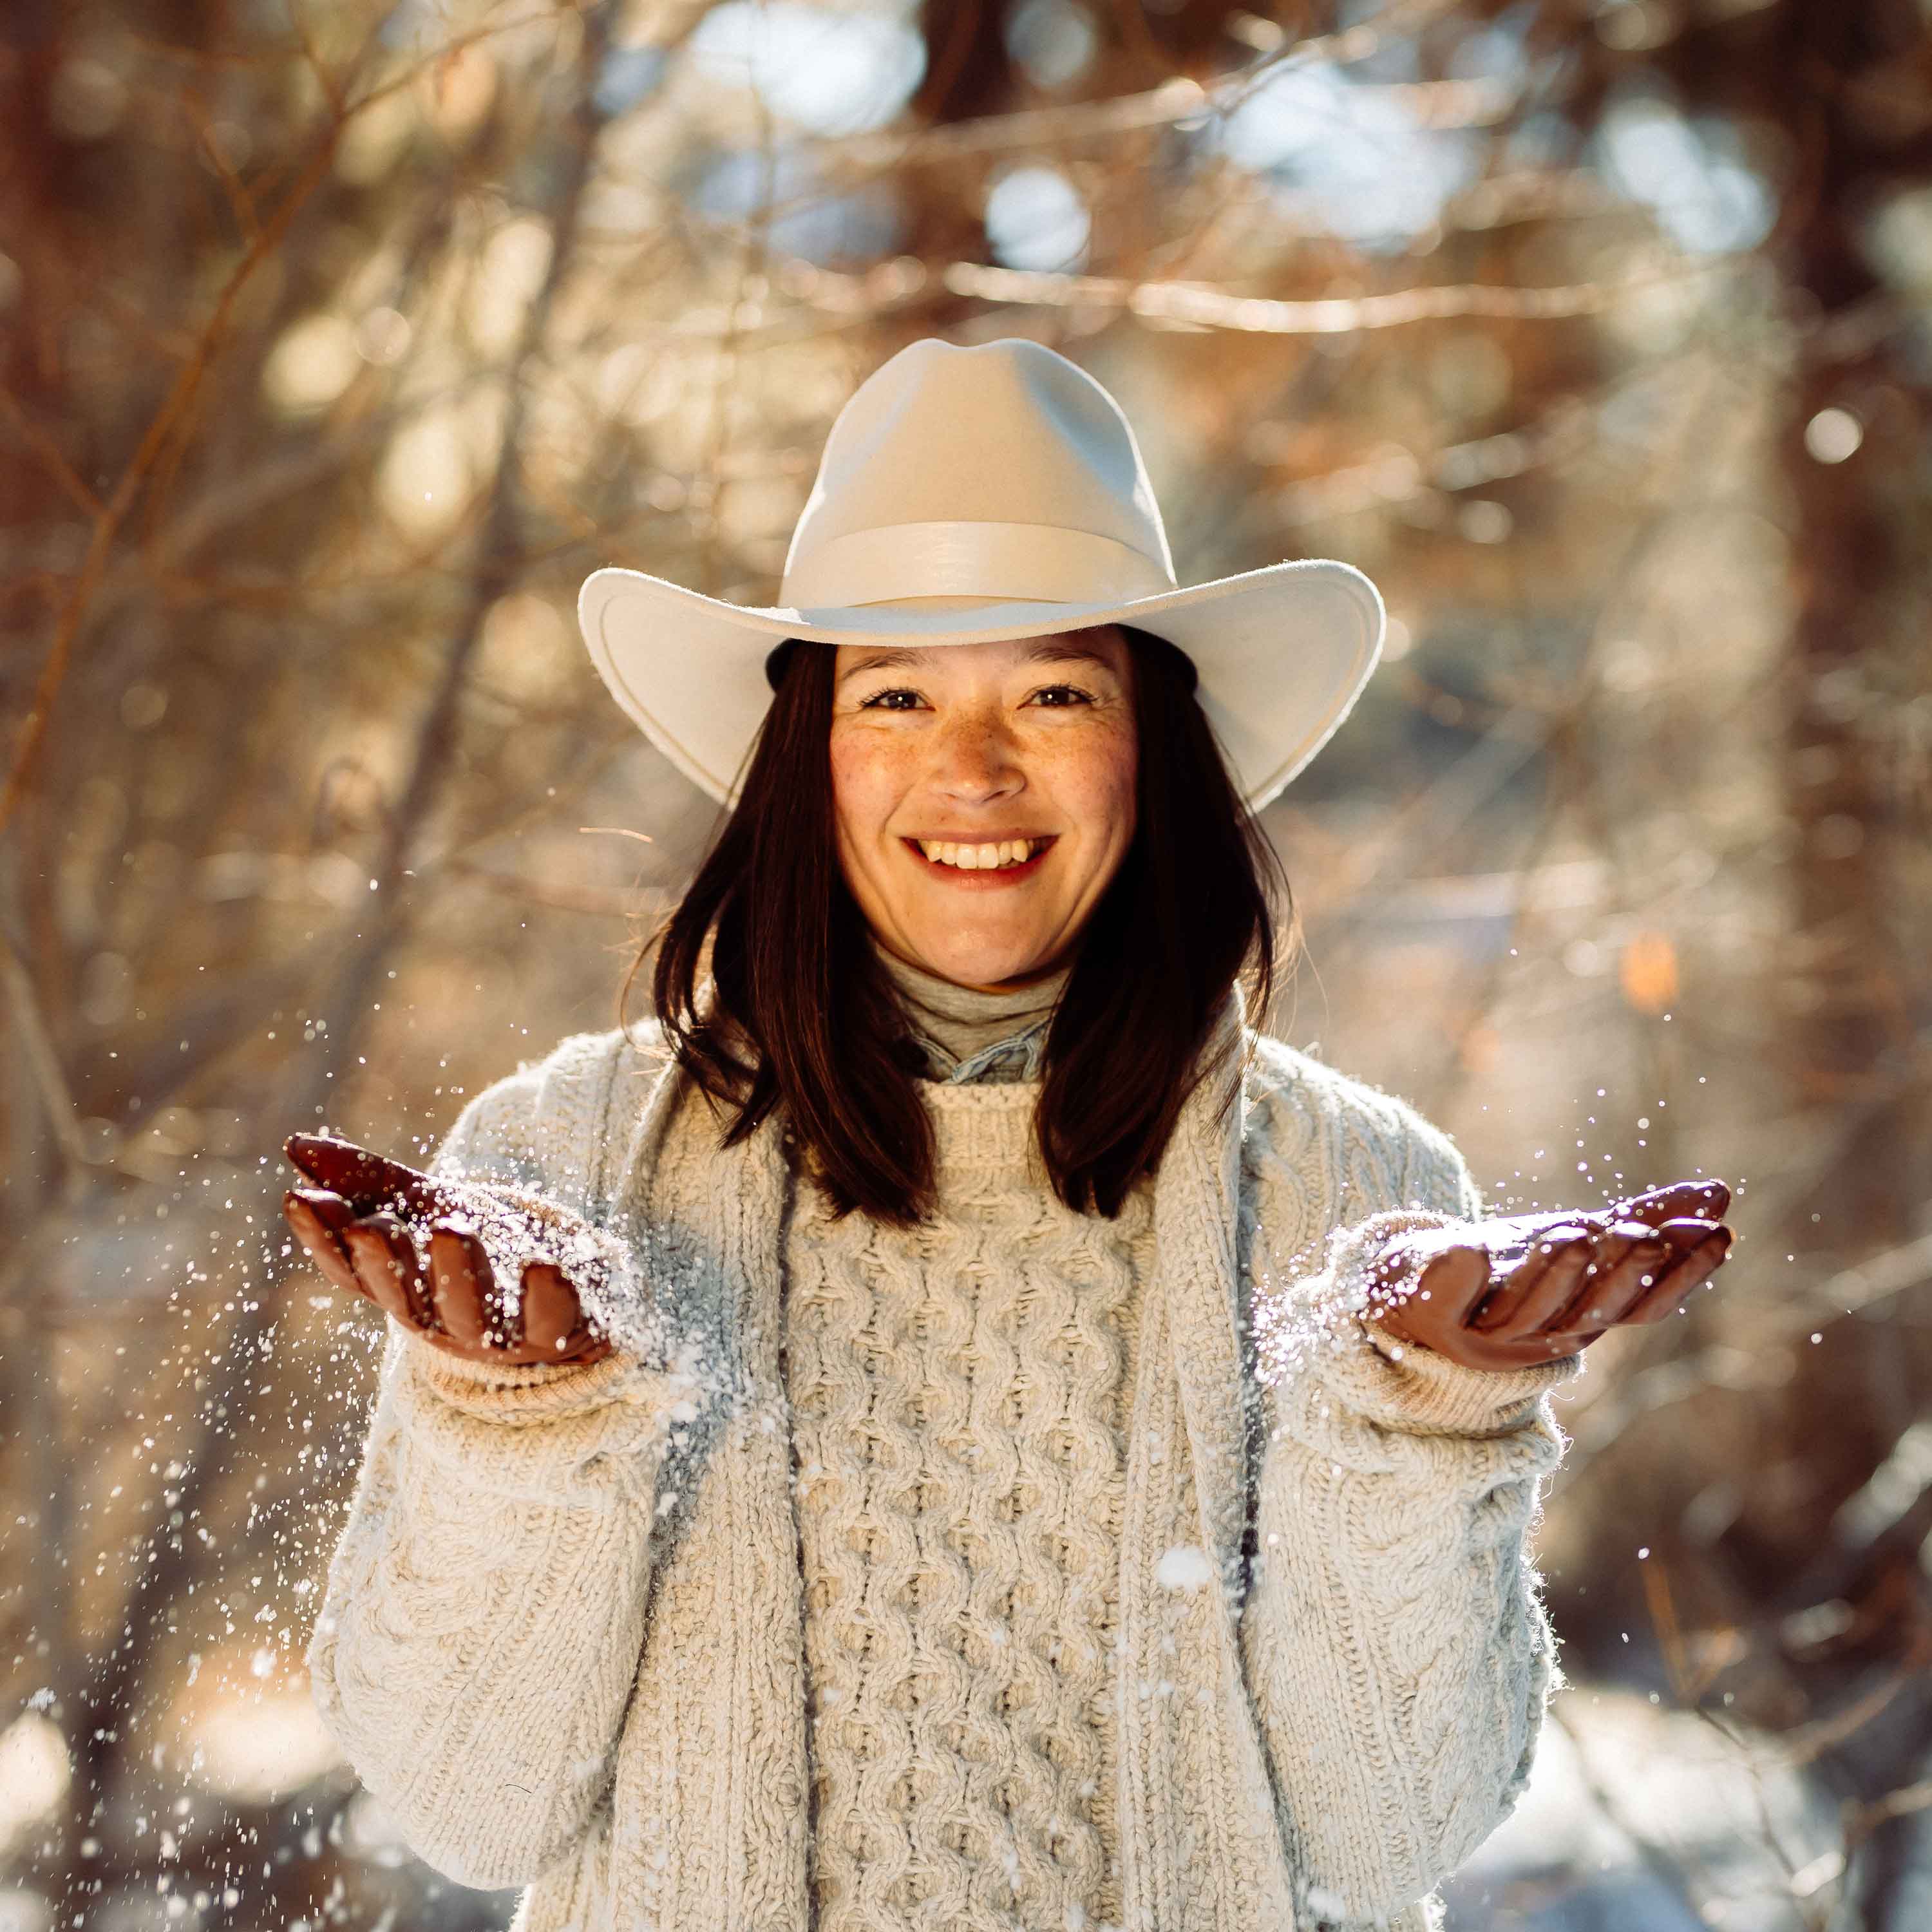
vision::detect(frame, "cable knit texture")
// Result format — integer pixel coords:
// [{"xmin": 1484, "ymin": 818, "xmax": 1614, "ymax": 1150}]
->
[
  {"xmin": 790, "ymin": 1081, "xmax": 1148, "ymax": 1928},
  {"xmin": 305, "ymin": 1001, "xmax": 1584, "ymax": 1932}
]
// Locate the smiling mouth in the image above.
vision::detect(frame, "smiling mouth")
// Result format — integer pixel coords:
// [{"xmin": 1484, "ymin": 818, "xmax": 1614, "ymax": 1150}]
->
[{"xmin": 903, "ymin": 835, "xmax": 1056, "ymax": 875}]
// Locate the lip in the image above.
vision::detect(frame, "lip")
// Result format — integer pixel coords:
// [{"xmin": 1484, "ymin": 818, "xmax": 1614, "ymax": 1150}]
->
[
  {"xmin": 904, "ymin": 831, "xmax": 1058, "ymax": 844},
  {"xmin": 900, "ymin": 833, "xmax": 1056, "ymax": 887}
]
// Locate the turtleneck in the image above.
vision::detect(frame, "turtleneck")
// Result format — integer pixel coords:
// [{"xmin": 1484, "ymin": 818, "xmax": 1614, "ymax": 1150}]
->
[{"xmin": 873, "ymin": 940, "xmax": 1070, "ymax": 1083}]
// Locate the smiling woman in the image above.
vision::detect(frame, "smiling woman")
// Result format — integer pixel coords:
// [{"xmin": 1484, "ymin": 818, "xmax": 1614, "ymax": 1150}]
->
[
  {"xmin": 289, "ymin": 337, "xmax": 1734, "ymax": 1932},
  {"xmin": 646, "ymin": 621, "xmax": 1278, "ymax": 1222}
]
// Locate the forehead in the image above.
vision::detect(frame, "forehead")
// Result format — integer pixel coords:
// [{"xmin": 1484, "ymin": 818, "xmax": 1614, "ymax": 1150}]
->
[{"xmin": 833, "ymin": 630, "xmax": 1127, "ymax": 683}]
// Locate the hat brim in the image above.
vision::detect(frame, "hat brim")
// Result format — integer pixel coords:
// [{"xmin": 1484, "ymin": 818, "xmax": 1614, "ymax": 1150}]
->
[{"xmin": 575, "ymin": 557, "xmax": 1384, "ymax": 814}]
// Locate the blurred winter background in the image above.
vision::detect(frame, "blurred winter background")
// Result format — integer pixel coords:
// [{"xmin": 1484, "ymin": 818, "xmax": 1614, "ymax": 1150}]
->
[{"xmin": 2, "ymin": 0, "xmax": 1930, "ymax": 1926}]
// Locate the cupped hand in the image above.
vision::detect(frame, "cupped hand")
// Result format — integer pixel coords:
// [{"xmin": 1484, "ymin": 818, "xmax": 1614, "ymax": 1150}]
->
[
  {"xmin": 1361, "ymin": 1179, "xmax": 1734, "ymax": 1373},
  {"xmin": 281, "ymin": 1133, "xmax": 614, "ymax": 1368}
]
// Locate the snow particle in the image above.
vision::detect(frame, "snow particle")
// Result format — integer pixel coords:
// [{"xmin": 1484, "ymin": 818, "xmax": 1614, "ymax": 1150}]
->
[{"xmin": 1155, "ymin": 1546, "xmax": 1215, "ymax": 1593}]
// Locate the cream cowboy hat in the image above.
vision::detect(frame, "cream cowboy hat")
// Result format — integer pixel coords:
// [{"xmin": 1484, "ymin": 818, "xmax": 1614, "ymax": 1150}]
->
[{"xmin": 576, "ymin": 336, "xmax": 1385, "ymax": 813}]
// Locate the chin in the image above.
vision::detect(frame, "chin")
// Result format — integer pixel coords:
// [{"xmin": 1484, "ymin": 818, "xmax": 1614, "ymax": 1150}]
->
[{"xmin": 907, "ymin": 932, "xmax": 1054, "ymax": 990}]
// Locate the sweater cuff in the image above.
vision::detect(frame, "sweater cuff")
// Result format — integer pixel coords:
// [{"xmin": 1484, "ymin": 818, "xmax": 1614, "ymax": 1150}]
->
[
  {"xmin": 1303, "ymin": 1208, "xmax": 1586, "ymax": 1436},
  {"xmin": 1350, "ymin": 1316, "xmax": 1584, "ymax": 1433},
  {"xmin": 395, "ymin": 1319, "xmax": 668, "ymax": 1422}
]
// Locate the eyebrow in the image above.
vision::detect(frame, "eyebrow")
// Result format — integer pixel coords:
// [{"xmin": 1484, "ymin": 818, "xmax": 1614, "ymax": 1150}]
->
[{"xmin": 836, "ymin": 639, "xmax": 1118, "ymax": 685}]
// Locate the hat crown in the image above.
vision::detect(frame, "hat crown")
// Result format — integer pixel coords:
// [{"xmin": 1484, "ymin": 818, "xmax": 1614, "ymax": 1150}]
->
[{"xmin": 780, "ymin": 339, "xmax": 1177, "ymax": 612}]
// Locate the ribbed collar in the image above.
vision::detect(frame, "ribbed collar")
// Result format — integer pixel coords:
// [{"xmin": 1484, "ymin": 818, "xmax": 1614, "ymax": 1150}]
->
[{"xmin": 873, "ymin": 939, "xmax": 1070, "ymax": 1084}]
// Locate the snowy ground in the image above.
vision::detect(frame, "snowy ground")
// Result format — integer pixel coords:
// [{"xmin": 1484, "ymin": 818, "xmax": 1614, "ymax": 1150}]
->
[
  {"xmin": 0, "ymin": 1675, "xmax": 1868, "ymax": 1932},
  {"xmin": 1442, "ymin": 1681, "xmax": 1846, "ymax": 1931}
]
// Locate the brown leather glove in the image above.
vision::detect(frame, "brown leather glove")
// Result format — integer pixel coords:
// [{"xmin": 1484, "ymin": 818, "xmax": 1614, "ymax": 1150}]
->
[
  {"xmin": 1362, "ymin": 1178, "xmax": 1734, "ymax": 1372},
  {"xmin": 282, "ymin": 1132, "xmax": 614, "ymax": 1368}
]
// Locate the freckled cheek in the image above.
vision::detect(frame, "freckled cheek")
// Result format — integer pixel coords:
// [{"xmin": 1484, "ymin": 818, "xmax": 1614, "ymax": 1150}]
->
[
  {"xmin": 828, "ymin": 731, "xmax": 909, "ymax": 849},
  {"xmin": 1038, "ymin": 729, "xmax": 1137, "ymax": 859}
]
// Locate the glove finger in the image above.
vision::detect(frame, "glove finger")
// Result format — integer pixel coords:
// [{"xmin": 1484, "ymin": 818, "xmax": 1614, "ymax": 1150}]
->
[
  {"xmin": 341, "ymin": 1220, "xmax": 408, "ymax": 1327},
  {"xmin": 344, "ymin": 1212, "xmax": 433, "ymax": 1330},
  {"xmin": 284, "ymin": 1189, "xmax": 365, "ymax": 1301},
  {"xmin": 1497, "ymin": 1236, "xmax": 1598, "ymax": 1334},
  {"xmin": 1623, "ymin": 1226, "xmax": 1732, "ymax": 1323},
  {"xmin": 1470, "ymin": 1229, "xmax": 1591, "ymax": 1332},
  {"xmin": 428, "ymin": 1220, "xmax": 498, "ymax": 1349},
  {"xmin": 1539, "ymin": 1231, "xmax": 1671, "ymax": 1332},
  {"xmin": 1612, "ymin": 1180, "xmax": 1730, "ymax": 1227},
  {"xmin": 519, "ymin": 1261, "xmax": 591, "ymax": 1359},
  {"xmin": 284, "ymin": 1131, "xmax": 467, "ymax": 1222}
]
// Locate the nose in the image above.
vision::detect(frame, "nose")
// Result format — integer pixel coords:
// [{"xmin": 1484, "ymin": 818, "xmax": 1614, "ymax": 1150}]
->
[{"xmin": 927, "ymin": 704, "xmax": 1022, "ymax": 803}]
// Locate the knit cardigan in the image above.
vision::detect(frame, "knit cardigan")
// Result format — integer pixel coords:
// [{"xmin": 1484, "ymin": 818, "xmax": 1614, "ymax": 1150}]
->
[{"xmin": 306, "ymin": 998, "xmax": 1584, "ymax": 1932}]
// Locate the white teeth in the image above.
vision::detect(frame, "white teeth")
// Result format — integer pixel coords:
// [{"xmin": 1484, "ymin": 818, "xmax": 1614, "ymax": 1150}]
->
[{"xmin": 916, "ymin": 837, "xmax": 1041, "ymax": 869}]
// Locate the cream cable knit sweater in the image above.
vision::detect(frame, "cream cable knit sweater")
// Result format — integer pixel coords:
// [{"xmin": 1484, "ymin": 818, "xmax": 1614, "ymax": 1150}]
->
[
  {"xmin": 790, "ymin": 1081, "xmax": 1151, "ymax": 1928},
  {"xmin": 306, "ymin": 1005, "xmax": 1584, "ymax": 1932}
]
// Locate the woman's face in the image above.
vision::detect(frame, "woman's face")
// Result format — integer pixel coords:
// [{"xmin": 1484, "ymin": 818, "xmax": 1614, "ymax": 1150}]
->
[{"xmin": 829, "ymin": 628, "xmax": 1138, "ymax": 990}]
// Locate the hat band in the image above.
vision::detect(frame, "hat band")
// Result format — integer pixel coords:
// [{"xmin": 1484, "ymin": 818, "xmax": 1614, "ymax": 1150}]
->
[{"xmin": 781, "ymin": 520, "xmax": 1177, "ymax": 611}]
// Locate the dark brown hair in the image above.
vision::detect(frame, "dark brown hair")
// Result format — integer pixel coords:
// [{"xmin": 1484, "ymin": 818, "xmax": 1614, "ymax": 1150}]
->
[{"xmin": 623, "ymin": 623, "xmax": 1293, "ymax": 1224}]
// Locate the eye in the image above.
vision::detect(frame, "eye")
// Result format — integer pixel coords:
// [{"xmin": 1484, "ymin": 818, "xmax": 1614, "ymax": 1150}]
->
[
  {"xmin": 1029, "ymin": 683, "xmax": 1095, "ymax": 708},
  {"xmin": 858, "ymin": 687, "xmax": 927, "ymax": 711}
]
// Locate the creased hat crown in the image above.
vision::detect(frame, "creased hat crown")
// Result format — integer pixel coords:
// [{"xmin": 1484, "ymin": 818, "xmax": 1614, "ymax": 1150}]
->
[{"xmin": 779, "ymin": 338, "xmax": 1178, "ymax": 612}]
